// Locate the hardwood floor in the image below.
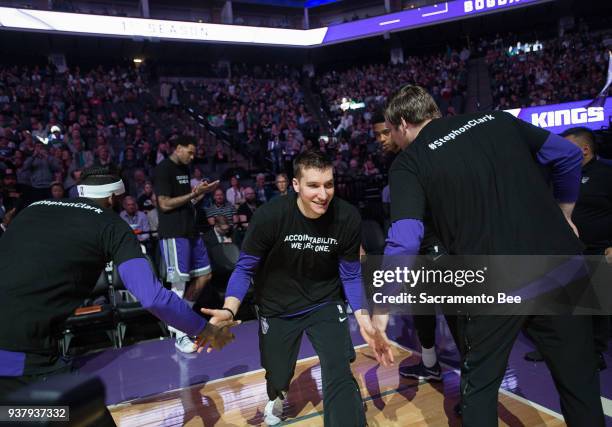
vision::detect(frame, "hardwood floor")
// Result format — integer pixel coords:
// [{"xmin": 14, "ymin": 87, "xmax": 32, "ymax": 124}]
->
[{"xmin": 110, "ymin": 343, "xmax": 565, "ymax": 426}]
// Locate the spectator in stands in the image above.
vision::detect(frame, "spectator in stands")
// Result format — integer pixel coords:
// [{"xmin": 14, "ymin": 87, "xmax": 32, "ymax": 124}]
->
[
  {"xmin": 48, "ymin": 125, "xmax": 63, "ymax": 145},
  {"xmin": 205, "ymin": 188, "xmax": 238, "ymax": 227},
  {"xmin": 193, "ymin": 144, "xmax": 208, "ymax": 169},
  {"xmin": 128, "ymin": 168, "xmax": 147, "ymax": 198},
  {"xmin": 363, "ymin": 158, "xmax": 380, "ymax": 177},
  {"xmin": 332, "ymin": 152, "xmax": 348, "ymax": 174},
  {"xmin": 191, "ymin": 166, "xmax": 204, "ymax": 189},
  {"xmin": 120, "ymin": 146, "xmax": 140, "ymax": 171},
  {"xmin": 226, "ymin": 175, "xmax": 245, "ymax": 207},
  {"xmin": 0, "ymin": 135, "xmax": 15, "ymax": 165},
  {"xmin": 68, "ymin": 131, "xmax": 93, "ymax": 169},
  {"xmin": 237, "ymin": 186, "xmax": 259, "ymax": 230},
  {"xmin": 147, "ymin": 193, "xmax": 159, "ymax": 238},
  {"xmin": 155, "ymin": 140, "xmax": 170, "ymax": 165},
  {"xmin": 94, "ymin": 145, "xmax": 114, "ymax": 169},
  {"xmin": 254, "ymin": 173, "xmax": 273, "ymax": 204},
  {"xmin": 1, "ymin": 168, "xmax": 25, "ymax": 207},
  {"xmin": 137, "ymin": 181, "xmax": 156, "ymax": 213},
  {"xmin": 124, "ymin": 111, "xmax": 139, "ymax": 126},
  {"xmin": 22, "ymin": 142, "xmax": 62, "ymax": 201},
  {"xmin": 50, "ymin": 182, "xmax": 65, "ymax": 199},
  {"xmin": 347, "ymin": 158, "xmax": 362, "ymax": 180},
  {"xmin": 120, "ymin": 196, "xmax": 151, "ymax": 243},
  {"xmin": 487, "ymin": 32, "xmax": 608, "ymax": 107},
  {"xmin": 203, "ymin": 215, "xmax": 233, "ymax": 248},
  {"xmin": 12, "ymin": 150, "xmax": 30, "ymax": 186},
  {"xmin": 267, "ymin": 134, "xmax": 283, "ymax": 173},
  {"xmin": 273, "ymin": 173, "xmax": 291, "ymax": 198},
  {"xmin": 212, "ymin": 145, "xmax": 228, "ymax": 172}
]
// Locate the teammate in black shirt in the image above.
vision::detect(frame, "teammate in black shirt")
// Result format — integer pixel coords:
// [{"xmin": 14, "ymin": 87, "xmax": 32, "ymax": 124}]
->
[
  {"xmin": 0, "ymin": 167, "xmax": 237, "ymax": 400},
  {"xmin": 563, "ymin": 127, "xmax": 612, "ymax": 256},
  {"xmin": 374, "ymin": 110, "xmax": 456, "ymax": 384},
  {"xmin": 154, "ymin": 136, "xmax": 219, "ymax": 353},
  {"xmin": 203, "ymin": 151, "xmax": 392, "ymax": 426},
  {"xmin": 375, "ymin": 85, "xmax": 604, "ymax": 427},
  {"xmin": 565, "ymin": 127, "xmax": 610, "ymax": 370}
]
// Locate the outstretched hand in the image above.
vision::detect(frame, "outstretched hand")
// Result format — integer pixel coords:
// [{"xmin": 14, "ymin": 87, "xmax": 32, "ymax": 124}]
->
[
  {"xmin": 355, "ymin": 311, "xmax": 394, "ymax": 367},
  {"xmin": 195, "ymin": 307, "xmax": 241, "ymax": 353}
]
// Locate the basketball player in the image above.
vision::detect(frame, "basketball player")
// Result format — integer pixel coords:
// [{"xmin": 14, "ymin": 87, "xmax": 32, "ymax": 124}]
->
[
  {"xmin": 0, "ymin": 166, "xmax": 237, "ymax": 399},
  {"xmin": 155, "ymin": 136, "xmax": 219, "ymax": 353},
  {"xmin": 203, "ymin": 151, "xmax": 393, "ymax": 426},
  {"xmin": 375, "ymin": 85, "xmax": 604, "ymax": 427}
]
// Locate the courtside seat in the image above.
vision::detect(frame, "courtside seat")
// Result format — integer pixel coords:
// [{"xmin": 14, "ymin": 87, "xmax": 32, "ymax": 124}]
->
[
  {"xmin": 111, "ymin": 256, "xmax": 169, "ymax": 348},
  {"xmin": 59, "ymin": 266, "xmax": 117, "ymax": 356}
]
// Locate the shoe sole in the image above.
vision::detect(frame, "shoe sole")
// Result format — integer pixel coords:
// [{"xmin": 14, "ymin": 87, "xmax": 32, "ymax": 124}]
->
[
  {"xmin": 399, "ymin": 372, "xmax": 442, "ymax": 381},
  {"xmin": 264, "ymin": 416, "xmax": 281, "ymax": 426}
]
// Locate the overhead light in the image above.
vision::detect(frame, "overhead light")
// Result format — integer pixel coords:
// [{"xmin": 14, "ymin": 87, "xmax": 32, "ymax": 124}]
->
[{"xmin": 133, "ymin": 58, "xmax": 143, "ymax": 64}]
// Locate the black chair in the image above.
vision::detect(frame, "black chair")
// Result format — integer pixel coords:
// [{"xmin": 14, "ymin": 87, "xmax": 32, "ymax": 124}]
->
[
  {"xmin": 208, "ymin": 243, "xmax": 240, "ymax": 296},
  {"xmin": 59, "ymin": 265, "xmax": 117, "ymax": 356},
  {"xmin": 111, "ymin": 256, "xmax": 169, "ymax": 348},
  {"xmin": 361, "ymin": 219, "xmax": 386, "ymax": 255},
  {"xmin": 206, "ymin": 242, "xmax": 256, "ymax": 320}
]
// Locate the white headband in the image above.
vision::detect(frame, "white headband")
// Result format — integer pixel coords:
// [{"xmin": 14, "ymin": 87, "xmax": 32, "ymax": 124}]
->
[{"xmin": 77, "ymin": 180, "xmax": 126, "ymax": 198}]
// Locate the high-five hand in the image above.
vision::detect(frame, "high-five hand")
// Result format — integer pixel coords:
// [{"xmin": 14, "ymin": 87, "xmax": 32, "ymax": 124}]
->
[
  {"xmin": 355, "ymin": 311, "xmax": 394, "ymax": 367},
  {"xmin": 195, "ymin": 307, "xmax": 241, "ymax": 353}
]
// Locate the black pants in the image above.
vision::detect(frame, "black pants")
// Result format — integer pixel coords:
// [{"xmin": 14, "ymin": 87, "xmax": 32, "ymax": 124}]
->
[
  {"xmin": 413, "ymin": 314, "xmax": 459, "ymax": 351},
  {"xmin": 460, "ymin": 315, "xmax": 604, "ymax": 427},
  {"xmin": 593, "ymin": 315, "xmax": 610, "ymax": 353},
  {"xmin": 258, "ymin": 303, "xmax": 365, "ymax": 427}
]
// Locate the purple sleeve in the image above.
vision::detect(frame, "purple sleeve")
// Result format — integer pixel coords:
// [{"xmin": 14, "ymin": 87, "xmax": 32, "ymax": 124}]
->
[
  {"xmin": 118, "ymin": 258, "xmax": 206, "ymax": 336},
  {"xmin": 339, "ymin": 259, "xmax": 363, "ymax": 312},
  {"xmin": 384, "ymin": 219, "xmax": 424, "ymax": 256},
  {"xmin": 536, "ymin": 133, "xmax": 582, "ymax": 203},
  {"xmin": 225, "ymin": 252, "xmax": 260, "ymax": 301}
]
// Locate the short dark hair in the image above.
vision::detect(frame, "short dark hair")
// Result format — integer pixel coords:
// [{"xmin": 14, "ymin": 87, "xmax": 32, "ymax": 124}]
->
[
  {"xmin": 172, "ymin": 135, "xmax": 197, "ymax": 148},
  {"xmin": 293, "ymin": 150, "xmax": 333, "ymax": 179},
  {"xmin": 371, "ymin": 110, "xmax": 386, "ymax": 125},
  {"xmin": 385, "ymin": 84, "xmax": 441, "ymax": 127},
  {"xmin": 79, "ymin": 166, "xmax": 120, "ymax": 186},
  {"xmin": 560, "ymin": 127, "xmax": 596, "ymax": 154}
]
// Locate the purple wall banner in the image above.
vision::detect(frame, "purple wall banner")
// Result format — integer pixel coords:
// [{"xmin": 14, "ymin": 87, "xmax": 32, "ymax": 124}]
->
[
  {"xmin": 505, "ymin": 98, "xmax": 611, "ymax": 134},
  {"xmin": 0, "ymin": 1, "xmax": 552, "ymax": 47},
  {"xmin": 322, "ymin": 0, "xmax": 552, "ymax": 45}
]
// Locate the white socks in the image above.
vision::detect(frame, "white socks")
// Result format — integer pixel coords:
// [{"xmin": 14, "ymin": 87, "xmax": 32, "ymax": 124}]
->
[{"xmin": 422, "ymin": 346, "xmax": 437, "ymax": 368}]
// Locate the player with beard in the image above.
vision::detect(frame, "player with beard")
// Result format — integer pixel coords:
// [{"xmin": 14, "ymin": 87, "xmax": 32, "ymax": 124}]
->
[{"xmin": 0, "ymin": 166, "xmax": 238, "ymax": 400}]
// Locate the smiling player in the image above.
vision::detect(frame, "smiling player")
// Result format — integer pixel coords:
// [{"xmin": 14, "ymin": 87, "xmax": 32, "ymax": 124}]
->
[{"xmin": 202, "ymin": 150, "xmax": 392, "ymax": 426}]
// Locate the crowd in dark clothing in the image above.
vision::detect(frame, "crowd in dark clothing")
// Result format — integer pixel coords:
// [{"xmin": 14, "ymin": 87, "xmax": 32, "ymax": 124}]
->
[{"xmin": 486, "ymin": 30, "xmax": 610, "ymax": 109}]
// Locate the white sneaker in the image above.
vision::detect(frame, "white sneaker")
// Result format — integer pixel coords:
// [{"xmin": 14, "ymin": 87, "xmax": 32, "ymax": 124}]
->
[
  {"xmin": 174, "ymin": 335, "xmax": 196, "ymax": 353},
  {"xmin": 263, "ymin": 397, "xmax": 283, "ymax": 425}
]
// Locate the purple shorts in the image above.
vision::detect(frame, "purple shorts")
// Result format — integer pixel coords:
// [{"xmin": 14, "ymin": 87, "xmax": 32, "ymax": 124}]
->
[{"xmin": 160, "ymin": 237, "xmax": 211, "ymax": 283}]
